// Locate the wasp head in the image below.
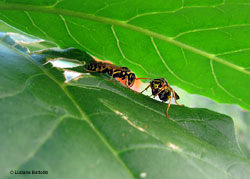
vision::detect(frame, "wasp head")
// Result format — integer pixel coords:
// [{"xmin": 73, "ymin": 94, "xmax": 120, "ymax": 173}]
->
[{"xmin": 127, "ymin": 73, "xmax": 136, "ymax": 87}]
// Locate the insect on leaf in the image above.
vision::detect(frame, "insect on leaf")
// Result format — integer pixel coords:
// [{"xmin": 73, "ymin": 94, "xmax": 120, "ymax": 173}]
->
[{"xmin": 0, "ymin": 33, "xmax": 250, "ymax": 178}]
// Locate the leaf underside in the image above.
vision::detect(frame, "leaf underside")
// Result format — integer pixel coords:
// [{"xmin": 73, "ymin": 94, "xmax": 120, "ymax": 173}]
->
[{"xmin": 0, "ymin": 0, "xmax": 249, "ymax": 110}]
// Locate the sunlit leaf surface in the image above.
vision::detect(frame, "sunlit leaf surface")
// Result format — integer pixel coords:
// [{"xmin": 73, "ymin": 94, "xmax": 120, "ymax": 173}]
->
[{"xmin": 0, "ymin": 0, "xmax": 249, "ymax": 110}]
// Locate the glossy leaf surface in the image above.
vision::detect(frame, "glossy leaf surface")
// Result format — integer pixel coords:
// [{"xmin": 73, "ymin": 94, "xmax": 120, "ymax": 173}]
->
[{"xmin": 0, "ymin": 0, "xmax": 249, "ymax": 110}]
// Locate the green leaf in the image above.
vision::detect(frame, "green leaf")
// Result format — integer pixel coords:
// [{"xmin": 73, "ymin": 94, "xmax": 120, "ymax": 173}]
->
[
  {"xmin": 0, "ymin": 20, "xmax": 56, "ymax": 52},
  {"xmin": 0, "ymin": 0, "xmax": 249, "ymax": 110},
  {"xmin": 1, "ymin": 34, "xmax": 250, "ymax": 179},
  {"xmin": 0, "ymin": 20, "xmax": 22, "ymax": 33}
]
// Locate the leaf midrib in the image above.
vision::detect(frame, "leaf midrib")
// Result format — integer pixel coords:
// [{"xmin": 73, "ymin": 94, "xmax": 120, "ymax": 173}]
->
[
  {"xmin": 2, "ymin": 39, "xmax": 250, "ymax": 178},
  {"xmin": 64, "ymin": 83, "xmax": 242, "ymax": 178},
  {"xmin": 3, "ymin": 41, "xmax": 136, "ymax": 179},
  {"xmin": 0, "ymin": 3, "xmax": 249, "ymax": 76}
]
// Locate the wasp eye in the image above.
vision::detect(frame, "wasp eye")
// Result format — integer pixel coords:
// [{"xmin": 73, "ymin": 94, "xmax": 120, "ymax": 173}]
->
[{"xmin": 154, "ymin": 84, "xmax": 158, "ymax": 88}]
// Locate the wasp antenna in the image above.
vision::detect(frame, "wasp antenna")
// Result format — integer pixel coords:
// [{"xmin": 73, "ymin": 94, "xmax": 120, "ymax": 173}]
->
[{"xmin": 136, "ymin": 77, "xmax": 152, "ymax": 80}]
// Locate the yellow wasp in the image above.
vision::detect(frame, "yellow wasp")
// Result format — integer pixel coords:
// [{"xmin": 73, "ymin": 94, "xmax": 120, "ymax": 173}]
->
[
  {"xmin": 85, "ymin": 60, "xmax": 147, "ymax": 87},
  {"xmin": 141, "ymin": 78, "xmax": 183, "ymax": 118}
]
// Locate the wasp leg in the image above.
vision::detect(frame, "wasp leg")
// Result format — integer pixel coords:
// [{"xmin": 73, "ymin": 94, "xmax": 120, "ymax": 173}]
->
[
  {"xmin": 153, "ymin": 88, "xmax": 165, "ymax": 98},
  {"xmin": 153, "ymin": 88, "xmax": 164, "ymax": 98},
  {"xmin": 140, "ymin": 84, "xmax": 151, "ymax": 94},
  {"xmin": 170, "ymin": 88, "xmax": 184, "ymax": 106},
  {"xmin": 166, "ymin": 95, "xmax": 172, "ymax": 118},
  {"xmin": 120, "ymin": 75, "xmax": 131, "ymax": 89},
  {"xmin": 124, "ymin": 75, "xmax": 130, "ymax": 88},
  {"xmin": 128, "ymin": 77, "xmax": 135, "ymax": 88}
]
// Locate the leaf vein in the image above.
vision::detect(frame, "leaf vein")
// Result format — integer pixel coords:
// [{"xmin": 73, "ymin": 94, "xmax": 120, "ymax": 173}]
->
[
  {"xmin": 0, "ymin": 73, "xmax": 44, "ymax": 99},
  {"xmin": 215, "ymin": 47, "xmax": 250, "ymax": 56},
  {"xmin": 14, "ymin": 114, "xmax": 69, "ymax": 174},
  {"xmin": 111, "ymin": 25, "xmax": 151, "ymax": 76},
  {"xmin": 126, "ymin": 4, "xmax": 226, "ymax": 22},
  {"xmin": 70, "ymin": 81, "xmax": 236, "ymax": 150},
  {"xmin": 59, "ymin": 15, "xmax": 96, "ymax": 55},
  {"xmin": 0, "ymin": 4, "xmax": 249, "ymax": 76},
  {"xmin": 8, "ymin": 44, "xmax": 136, "ymax": 178},
  {"xmin": 210, "ymin": 59, "xmax": 250, "ymax": 107},
  {"xmin": 173, "ymin": 24, "xmax": 250, "ymax": 39},
  {"xmin": 119, "ymin": 146, "xmax": 235, "ymax": 178},
  {"xmin": 24, "ymin": 11, "xmax": 49, "ymax": 38},
  {"xmin": 151, "ymin": 37, "xmax": 202, "ymax": 89}
]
